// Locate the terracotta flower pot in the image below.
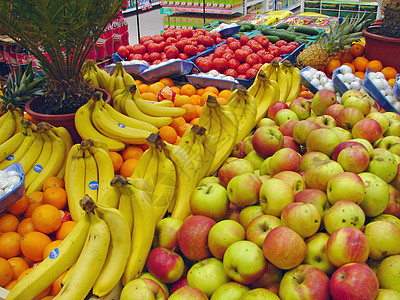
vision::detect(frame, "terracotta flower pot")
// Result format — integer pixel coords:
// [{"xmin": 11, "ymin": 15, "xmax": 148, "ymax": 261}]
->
[
  {"xmin": 363, "ymin": 25, "xmax": 400, "ymax": 71},
  {"xmin": 25, "ymin": 88, "xmax": 111, "ymax": 144}
]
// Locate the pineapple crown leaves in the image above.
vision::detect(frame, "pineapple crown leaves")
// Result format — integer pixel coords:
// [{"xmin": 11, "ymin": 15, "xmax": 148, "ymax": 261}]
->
[{"xmin": 0, "ymin": 0, "xmax": 124, "ymax": 111}]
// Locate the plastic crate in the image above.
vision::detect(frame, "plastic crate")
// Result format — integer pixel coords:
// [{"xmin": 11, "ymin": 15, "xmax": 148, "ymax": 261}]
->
[
  {"xmin": 281, "ymin": 43, "xmax": 305, "ymax": 65},
  {"xmin": 299, "ymin": 66, "xmax": 319, "ymax": 94},
  {"xmin": 186, "ymin": 74, "xmax": 240, "ymax": 91},
  {"xmin": 363, "ymin": 68, "xmax": 399, "ymax": 114},
  {"xmin": 139, "ymin": 59, "xmax": 195, "ymax": 83},
  {"xmin": 105, "ymin": 61, "xmax": 149, "ymax": 75},
  {"xmin": 217, "ymin": 25, "xmax": 242, "ymax": 39},
  {"xmin": 0, "ymin": 163, "xmax": 25, "ymax": 213},
  {"xmin": 394, "ymin": 73, "xmax": 400, "ymax": 99},
  {"xmin": 332, "ymin": 66, "xmax": 348, "ymax": 95}
]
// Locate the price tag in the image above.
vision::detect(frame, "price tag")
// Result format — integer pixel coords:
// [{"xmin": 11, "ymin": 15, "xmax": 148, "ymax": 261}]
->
[{"xmin": 160, "ymin": 7, "xmax": 173, "ymax": 14}]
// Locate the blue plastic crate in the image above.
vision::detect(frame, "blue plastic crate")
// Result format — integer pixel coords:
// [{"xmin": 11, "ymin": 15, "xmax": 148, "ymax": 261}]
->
[
  {"xmin": 281, "ymin": 43, "xmax": 305, "ymax": 65},
  {"xmin": 394, "ymin": 73, "xmax": 400, "ymax": 99},
  {"xmin": 332, "ymin": 66, "xmax": 348, "ymax": 95},
  {"xmin": 217, "ymin": 25, "xmax": 242, "ymax": 39},
  {"xmin": 0, "ymin": 163, "xmax": 25, "ymax": 213},
  {"xmin": 186, "ymin": 74, "xmax": 239, "ymax": 91},
  {"xmin": 299, "ymin": 66, "xmax": 319, "ymax": 94},
  {"xmin": 139, "ymin": 59, "xmax": 195, "ymax": 83}
]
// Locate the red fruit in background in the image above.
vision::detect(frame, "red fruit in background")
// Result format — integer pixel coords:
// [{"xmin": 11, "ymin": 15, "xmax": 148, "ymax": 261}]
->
[
  {"xmin": 178, "ymin": 53, "xmax": 189, "ymax": 60},
  {"xmin": 152, "ymin": 34, "xmax": 165, "ymax": 43},
  {"xmin": 125, "ymin": 45, "xmax": 135, "ymax": 54},
  {"xmin": 209, "ymin": 31, "xmax": 221, "ymax": 42},
  {"xmin": 262, "ymin": 53, "xmax": 275, "ymax": 63},
  {"xmin": 142, "ymin": 52, "xmax": 151, "ymax": 62},
  {"xmin": 253, "ymin": 34, "xmax": 270, "ymax": 49},
  {"xmin": 246, "ymin": 53, "xmax": 261, "ymax": 65},
  {"xmin": 181, "ymin": 28, "xmax": 193, "ymax": 38},
  {"xmin": 149, "ymin": 51, "xmax": 161, "ymax": 61},
  {"xmin": 140, "ymin": 35, "xmax": 153, "ymax": 44},
  {"xmin": 183, "ymin": 45, "xmax": 198, "ymax": 57},
  {"xmin": 166, "ymin": 37, "xmax": 178, "ymax": 46},
  {"xmin": 212, "ymin": 57, "xmax": 228, "ymax": 73},
  {"xmin": 226, "ymin": 37, "xmax": 236, "ymax": 45},
  {"xmin": 214, "ymin": 45, "xmax": 226, "ymax": 58},
  {"xmin": 275, "ymin": 40, "xmax": 288, "ymax": 47},
  {"xmin": 177, "ymin": 215, "xmax": 216, "ymax": 261},
  {"xmin": 147, "ymin": 42, "xmax": 162, "ymax": 53},
  {"xmin": 239, "ymin": 34, "xmax": 251, "ymax": 46},
  {"xmin": 224, "ymin": 68, "xmax": 239, "ymax": 78},
  {"xmin": 174, "ymin": 29, "xmax": 183, "ymax": 37},
  {"xmin": 216, "ymin": 37, "xmax": 224, "ymax": 44},
  {"xmin": 197, "ymin": 44, "xmax": 206, "ymax": 53},
  {"xmin": 247, "ymin": 40, "xmax": 263, "ymax": 52},
  {"xmin": 175, "ymin": 40, "xmax": 189, "ymax": 52},
  {"xmin": 189, "ymin": 38, "xmax": 198, "ymax": 47},
  {"xmin": 199, "ymin": 35, "xmax": 214, "ymax": 47},
  {"xmin": 129, "ymin": 53, "xmax": 143, "ymax": 61},
  {"xmin": 234, "ymin": 49, "xmax": 247, "ymax": 63},
  {"xmin": 152, "ymin": 59, "xmax": 162, "ymax": 65},
  {"xmin": 256, "ymin": 49, "xmax": 268, "ymax": 59},
  {"xmin": 228, "ymin": 58, "xmax": 240, "ymax": 70},
  {"xmin": 246, "ymin": 68, "xmax": 258, "ymax": 79},
  {"xmin": 208, "ymin": 53, "xmax": 215, "ymax": 61},
  {"xmin": 241, "ymin": 45, "xmax": 253, "ymax": 55},
  {"xmin": 165, "ymin": 45, "xmax": 179, "ymax": 59},
  {"xmin": 237, "ymin": 74, "xmax": 247, "ymax": 79},
  {"xmin": 160, "ymin": 52, "xmax": 167, "ymax": 60},
  {"xmin": 222, "ymin": 52, "xmax": 234, "ymax": 61},
  {"xmin": 252, "ymin": 63, "xmax": 263, "ymax": 71},
  {"xmin": 117, "ymin": 45, "xmax": 129, "ymax": 59},
  {"xmin": 228, "ymin": 41, "xmax": 241, "ymax": 51},
  {"xmin": 170, "ymin": 276, "xmax": 188, "ymax": 295},
  {"xmin": 280, "ymin": 45, "xmax": 293, "ymax": 55},
  {"xmin": 159, "ymin": 41, "xmax": 167, "ymax": 51},
  {"xmin": 288, "ymin": 41, "xmax": 300, "ymax": 48},
  {"xmin": 195, "ymin": 57, "xmax": 213, "ymax": 72},
  {"xmin": 60, "ymin": 210, "xmax": 72, "ymax": 223},
  {"xmin": 268, "ymin": 45, "xmax": 281, "ymax": 57},
  {"xmin": 194, "ymin": 28, "xmax": 207, "ymax": 35},
  {"xmin": 162, "ymin": 29, "xmax": 175, "ymax": 39},
  {"xmin": 237, "ymin": 63, "xmax": 251, "ymax": 75},
  {"xmin": 131, "ymin": 44, "xmax": 146, "ymax": 55}
]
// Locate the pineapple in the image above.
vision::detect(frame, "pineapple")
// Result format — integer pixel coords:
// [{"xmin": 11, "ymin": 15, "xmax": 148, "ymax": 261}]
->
[{"xmin": 296, "ymin": 14, "xmax": 375, "ymax": 70}]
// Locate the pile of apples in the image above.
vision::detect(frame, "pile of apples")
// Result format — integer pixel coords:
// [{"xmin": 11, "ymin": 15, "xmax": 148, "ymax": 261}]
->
[
  {"xmin": 122, "ymin": 89, "xmax": 400, "ymax": 299},
  {"xmin": 116, "ymin": 28, "xmax": 224, "ymax": 64}
]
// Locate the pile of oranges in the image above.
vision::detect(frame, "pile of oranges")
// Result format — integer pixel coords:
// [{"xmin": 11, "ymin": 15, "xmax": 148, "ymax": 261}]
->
[
  {"xmin": 325, "ymin": 43, "xmax": 398, "ymax": 86},
  {"xmin": 0, "ymin": 177, "xmax": 74, "ymax": 299},
  {"xmin": 108, "ymin": 78, "xmax": 233, "ymax": 177}
]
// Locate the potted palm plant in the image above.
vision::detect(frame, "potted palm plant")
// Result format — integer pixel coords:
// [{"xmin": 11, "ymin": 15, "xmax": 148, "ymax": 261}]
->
[
  {"xmin": 363, "ymin": 0, "xmax": 400, "ymax": 70},
  {"xmin": 0, "ymin": 0, "xmax": 124, "ymax": 140}
]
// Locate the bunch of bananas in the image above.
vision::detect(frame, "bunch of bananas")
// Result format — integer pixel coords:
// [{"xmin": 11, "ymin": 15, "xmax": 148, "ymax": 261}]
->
[
  {"xmin": 258, "ymin": 59, "xmax": 302, "ymax": 103},
  {"xmin": 107, "ymin": 61, "xmax": 136, "ymax": 96},
  {"xmin": 226, "ymin": 85, "xmax": 257, "ymax": 143},
  {"xmin": 75, "ymin": 91, "xmax": 157, "ymax": 151},
  {"xmin": 6, "ymin": 194, "xmax": 131, "ymax": 300},
  {"xmin": 113, "ymin": 84, "xmax": 186, "ymax": 128},
  {"xmin": 82, "ymin": 60, "xmax": 111, "ymax": 91},
  {"xmin": 248, "ymin": 69, "xmax": 281, "ymax": 125},
  {"xmin": 0, "ymin": 119, "xmax": 72, "ymax": 193},
  {"xmin": 0, "ymin": 104, "xmax": 26, "ymax": 144}
]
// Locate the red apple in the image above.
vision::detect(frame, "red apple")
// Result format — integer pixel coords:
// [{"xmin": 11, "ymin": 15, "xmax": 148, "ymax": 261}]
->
[
  {"xmin": 252, "ymin": 125, "xmax": 284, "ymax": 158},
  {"xmin": 153, "ymin": 217, "xmax": 183, "ymax": 251},
  {"xmin": 267, "ymin": 101, "xmax": 289, "ymax": 120},
  {"xmin": 352, "ymin": 118, "xmax": 383, "ymax": 143},
  {"xmin": 120, "ymin": 278, "xmax": 167, "ymax": 300},
  {"xmin": 267, "ymin": 148, "xmax": 302, "ymax": 176},
  {"xmin": 168, "ymin": 286, "xmax": 208, "ymax": 300},
  {"xmin": 279, "ymin": 119, "xmax": 299, "ymax": 137},
  {"xmin": 146, "ymin": 247, "xmax": 185, "ymax": 283},
  {"xmin": 282, "ymin": 136, "xmax": 301, "ymax": 153},
  {"xmin": 324, "ymin": 103, "xmax": 344, "ymax": 119},
  {"xmin": 331, "ymin": 141, "xmax": 367, "ymax": 161},
  {"xmin": 218, "ymin": 158, "xmax": 254, "ymax": 188}
]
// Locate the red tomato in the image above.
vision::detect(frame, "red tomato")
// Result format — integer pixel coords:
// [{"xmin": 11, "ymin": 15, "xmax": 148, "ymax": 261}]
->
[
  {"xmin": 189, "ymin": 38, "xmax": 198, "ymax": 47},
  {"xmin": 228, "ymin": 41, "xmax": 241, "ymax": 51},
  {"xmin": 129, "ymin": 53, "xmax": 143, "ymax": 61},
  {"xmin": 160, "ymin": 52, "xmax": 167, "ymax": 60},
  {"xmin": 253, "ymin": 34, "xmax": 270, "ymax": 49},
  {"xmin": 222, "ymin": 52, "xmax": 234, "ymax": 61},
  {"xmin": 126, "ymin": 45, "xmax": 135, "ymax": 54},
  {"xmin": 161, "ymin": 29, "xmax": 175, "ymax": 39},
  {"xmin": 199, "ymin": 35, "xmax": 214, "ymax": 47},
  {"xmin": 209, "ymin": 31, "xmax": 221, "ymax": 42},
  {"xmin": 159, "ymin": 41, "xmax": 166, "ymax": 51},
  {"xmin": 234, "ymin": 49, "xmax": 247, "ymax": 63},
  {"xmin": 117, "ymin": 45, "xmax": 129, "ymax": 59},
  {"xmin": 178, "ymin": 53, "xmax": 189, "ymax": 60},
  {"xmin": 268, "ymin": 45, "xmax": 281, "ymax": 57},
  {"xmin": 237, "ymin": 63, "xmax": 251, "ymax": 75},
  {"xmin": 152, "ymin": 60, "xmax": 162, "ymax": 65},
  {"xmin": 246, "ymin": 53, "xmax": 261, "ymax": 65},
  {"xmin": 165, "ymin": 45, "xmax": 179, "ymax": 59},
  {"xmin": 147, "ymin": 42, "xmax": 163, "ymax": 53},
  {"xmin": 214, "ymin": 46, "xmax": 226, "ymax": 58},
  {"xmin": 175, "ymin": 40, "xmax": 190, "ymax": 52},
  {"xmin": 165, "ymin": 37, "xmax": 178, "ymax": 46},
  {"xmin": 224, "ymin": 68, "xmax": 238, "ymax": 78},
  {"xmin": 142, "ymin": 53, "xmax": 150, "ymax": 62},
  {"xmin": 241, "ymin": 45, "xmax": 253, "ymax": 55},
  {"xmin": 181, "ymin": 28, "xmax": 193, "ymax": 38},
  {"xmin": 195, "ymin": 57, "xmax": 213, "ymax": 72},
  {"xmin": 246, "ymin": 68, "xmax": 258, "ymax": 79},
  {"xmin": 279, "ymin": 45, "xmax": 293, "ymax": 55},
  {"xmin": 149, "ymin": 52, "xmax": 161, "ymax": 62},
  {"xmin": 228, "ymin": 58, "xmax": 241, "ymax": 70},
  {"xmin": 197, "ymin": 44, "xmax": 206, "ymax": 53},
  {"xmin": 212, "ymin": 57, "xmax": 228, "ymax": 73},
  {"xmin": 252, "ymin": 63, "xmax": 263, "ymax": 71},
  {"xmin": 239, "ymin": 35, "xmax": 251, "ymax": 46},
  {"xmin": 274, "ymin": 40, "xmax": 288, "ymax": 47},
  {"xmin": 140, "ymin": 36, "xmax": 153, "ymax": 44},
  {"xmin": 247, "ymin": 40, "xmax": 263, "ymax": 53},
  {"xmin": 226, "ymin": 37, "xmax": 236, "ymax": 45},
  {"xmin": 152, "ymin": 34, "xmax": 165, "ymax": 43},
  {"xmin": 288, "ymin": 41, "xmax": 300, "ymax": 48},
  {"xmin": 131, "ymin": 44, "xmax": 146, "ymax": 55},
  {"xmin": 237, "ymin": 74, "xmax": 247, "ymax": 79},
  {"xmin": 262, "ymin": 53, "xmax": 275, "ymax": 63},
  {"xmin": 183, "ymin": 45, "xmax": 198, "ymax": 57}
]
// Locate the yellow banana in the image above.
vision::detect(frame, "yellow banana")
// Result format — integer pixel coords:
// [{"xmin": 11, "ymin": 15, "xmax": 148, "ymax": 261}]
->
[
  {"xmin": 116, "ymin": 182, "xmax": 134, "ymax": 234},
  {"xmin": 248, "ymin": 70, "xmax": 267, "ymax": 110},
  {"xmin": 54, "ymin": 200, "xmax": 110, "ymax": 300},
  {"xmin": 6, "ymin": 212, "xmax": 90, "ymax": 300},
  {"xmin": 16, "ymin": 130, "xmax": 44, "ymax": 174},
  {"xmin": 200, "ymin": 129, "xmax": 218, "ymax": 181},
  {"xmin": 0, "ymin": 109, "xmax": 11, "ymax": 128},
  {"xmin": 275, "ymin": 61, "xmax": 290, "ymax": 102},
  {"xmin": 247, "ymin": 73, "xmax": 262, "ymax": 98},
  {"xmin": 74, "ymin": 95, "xmax": 125, "ymax": 151},
  {"xmin": 107, "ymin": 64, "xmax": 121, "ymax": 96},
  {"xmin": 0, "ymin": 109, "xmax": 16, "ymax": 144},
  {"xmin": 133, "ymin": 93, "xmax": 186, "ymax": 118},
  {"xmin": 90, "ymin": 145, "xmax": 115, "ymax": 203},
  {"xmin": 286, "ymin": 64, "xmax": 302, "ymax": 103},
  {"xmin": 280, "ymin": 61, "xmax": 293, "ymax": 99},
  {"xmin": 64, "ymin": 145, "xmax": 86, "ymax": 221},
  {"xmin": 51, "ymin": 126, "xmax": 73, "ymax": 179},
  {"xmin": 83, "ymin": 147, "xmax": 99, "ymax": 203},
  {"xmin": 112, "ymin": 86, "xmax": 129, "ymax": 114},
  {"xmin": 11, "ymin": 107, "xmax": 24, "ymax": 136},
  {"xmin": 93, "ymin": 63, "xmax": 111, "ymax": 90},
  {"xmin": 92, "ymin": 200, "xmax": 131, "ymax": 297},
  {"xmin": 26, "ymin": 126, "xmax": 66, "ymax": 194},
  {"xmin": 129, "ymin": 145, "xmax": 153, "ymax": 180},
  {"xmin": 98, "ymin": 185, "xmax": 121, "ymax": 209},
  {"xmin": 0, "ymin": 131, "xmax": 26, "ymax": 163},
  {"xmin": 120, "ymin": 64, "xmax": 136, "ymax": 86}
]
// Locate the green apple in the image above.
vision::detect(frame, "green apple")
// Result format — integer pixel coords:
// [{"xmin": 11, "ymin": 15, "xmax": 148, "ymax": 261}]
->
[
  {"xmin": 375, "ymin": 288, "xmax": 400, "ymax": 299},
  {"xmin": 292, "ymin": 120, "xmax": 321, "ymax": 146},
  {"xmin": 238, "ymin": 205, "xmax": 264, "ymax": 230},
  {"xmin": 366, "ymin": 111, "xmax": 390, "ymax": 134},
  {"xmin": 341, "ymin": 89, "xmax": 364, "ymax": 105},
  {"xmin": 244, "ymin": 150, "xmax": 265, "ymax": 170},
  {"xmin": 153, "ymin": 217, "xmax": 183, "ymax": 251},
  {"xmin": 314, "ymin": 114, "xmax": 337, "ymax": 128},
  {"xmin": 376, "ymin": 254, "xmax": 400, "ymax": 293},
  {"xmin": 272, "ymin": 170, "xmax": 306, "ymax": 195},
  {"xmin": 250, "ymin": 261, "xmax": 283, "ymax": 288},
  {"xmin": 289, "ymin": 97, "xmax": 312, "ymax": 120},
  {"xmin": 187, "ymin": 257, "xmax": 230, "ymax": 297},
  {"xmin": 358, "ymin": 172, "xmax": 390, "ymax": 217},
  {"xmin": 139, "ymin": 272, "xmax": 169, "ymax": 297},
  {"xmin": 304, "ymin": 232, "xmax": 335, "ymax": 274},
  {"xmin": 305, "ymin": 160, "xmax": 344, "ymax": 192},
  {"xmin": 259, "ymin": 178, "xmax": 294, "ymax": 217},
  {"xmin": 311, "ymin": 89, "xmax": 337, "ymax": 116},
  {"xmin": 330, "ymin": 126, "xmax": 352, "ymax": 142},
  {"xmin": 259, "ymin": 157, "xmax": 272, "ymax": 176},
  {"xmin": 326, "ymin": 172, "xmax": 365, "ymax": 205},
  {"xmin": 323, "ymin": 200, "xmax": 366, "ymax": 234},
  {"xmin": 246, "ymin": 214, "xmax": 282, "ymax": 248},
  {"xmin": 218, "ymin": 158, "xmax": 254, "ymax": 188},
  {"xmin": 349, "ymin": 138, "xmax": 374, "ymax": 152},
  {"xmin": 294, "ymin": 188, "xmax": 330, "ymax": 219},
  {"xmin": 257, "ymin": 117, "xmax": 276, "ymax": 129},
  {"xmin": 364, "ymin": 221, "xmax": 400, "ymax": 260},
  {"xmin": 298, "ymin": 151, "xmax": 330, "ymax": 172},
  {"xmin": 370, "ymin": 214, "xmax": 400, "ymax": 230},
  {"xmin": 240, "ymin": 288, "xmax": 280, "ymax": 299},
  {"xmin": 168, "ymin": 286, "xmax": 208, "ymax": 300},
  {"xmin": 384, "ymin": 119, "xmax": 400, "ymax": 137},
  {"xmin": 274, "ymin": 108, "xmax": 299, "ymax": 126},
  {"xmin": 210, "ymin": 282, "xmax": 250, "ymax": 300},
  {"xmin": 367, "ymin": 148, "xmax": 398, "ymax": 183},
  {"xmin": 267, "ymin": 148, "xmax": 301, "ymax": 176},
  {"xmin": 336, "ymin": 107, "xmax": 364, "ymax": 131},
  {"xmin": 207, "ymin": 220, "xmax": 246, "ymax": 260},
  {"xmin": 343, "ymin": 95, "xmax": 371, "ymax": 115},
  {"xmin": 383, "ymin": 111, "xmax": 400, "ymax": 122},
  {"xmin": 120, "ymin": 278, "xmax": 167, "ymax": 300},
  {"xmin": 227, "ymin": 173, "xmax": 263, "ymax": 208},
  {"xmin": 306, "ymin": 128, "xmax": 341, "ymax": 157},
  {"xmin": 198, "ymin": 176, "xmax": 220, "ymax": 186}
]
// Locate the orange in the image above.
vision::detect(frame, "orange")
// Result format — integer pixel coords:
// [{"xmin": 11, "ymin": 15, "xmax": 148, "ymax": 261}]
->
[
  {"xmin": 0, "ymin": 214, "xmax": 19, "ymax": 233},
  {"xmin": 181, "ymin": 104, "xmax": 197, "ymax": 122},
  {"xmin": 201, "ymin": 92, "xmax": 218, "ymax": 105},
  {"xmin": 31, "ymin": 204, "xmax": 62, "ymax": 234},
  {"xmin": 138, "ymin": 83, "xmax": 149, "ymax": 94},
  {"xmin": 190, "ymin": 117, "xmax": 199, "ymax": 125},
  {"xmin": 41, "ymin": 296, "xmax": 55, "ymax": 300},
  {"xmin": 119, "ymin": 158, "xmax": 138, "ymax": 177},
  {"xmin": 8, "ymin": 257, "xmax": 29, "ymax": 280},
  {"xmin": 218, "ymin": 89, "xmax": 232, "ymax": 100},
  {"xmin": 159, "ymin": 77, "xmax": 174, "ymax": 87},
  {"xmin": 349, "ymin": 43, "xmax": 365, "ymax": 57},
  {"xmin": 24, "ymin": 203, "xmax": 42, "ymax": 218},
  {"xmin": 342, "ymin": 62, "xmax": 356, "ymax": 73},
  {"xmin": 16, "ymin": 267, "xmax": 34, "ymax": 281},
  {"xmin": 170, "ymin": 86, "xmax": 181, "ymax": 95},
  {"xmin": 42, "ymin": 240, "xmax": 62, "ymax": 260},
  {"xmin": 17, "ymin": 218, "xmax": 35, "ymax": 236},
  {"xmin": 194, "ymin": 105, "xmax": 202, "ymax": 118},
  {"xmin": 141, "ymin": 143, "xmax": 150, "ymax": 151},
  {"xmin": 6, "ymin": 194, "xmax": 29, "ymax": 216},
  {"xmin": 27, "ymin": 191, "xmax": 44, "ymax": 205},
  {"xmin": 325, "ymin": 58, "xmax": 341, "ymax": 74},
  {"xmin": 354, "ymin": 71, "xmax": 365, "ymax": 80},
  {"xmin": 204, "ymin": 86, "xmax": 219, "ymax": 95},
  {"xmin": 190, "ymin": 94, "xmax": 202, "ymax": 105},
  {"xmin": 299, "ymin": 90, "xmax": 314, "ymax": 99},
  {"xmin": 51, "ymin": 271, "xmax": 67, "ymax": 296},
  {"xmin": 174, "ymin": 95, "xmax": 192, "ymax": 107},
  {"xmin": 158, "ymin": 125, "xmax": 178, "ymax": 144},
  {"xmin": 0, "ymin": 232, "xmax": 22, "ymax": 259},
  {"xmin": 170, "ymin": 117, "xmax": 186, "ymax": 131},
  {"xmin": 180, "ymin": 84, "xmax": 197, "ymax": 97},
  {"xmin": 135, "ymin": 79, "xmax": 143, "ymax": 86},
  {"xmin": 353, "ymin": 57, "xmax": 369, "ymax": 72},
  {"xmin": 366, "ymin": 60, "xmax": 383, "ymax": 72},
  {"xmin": 42, "ymin": 177, "xmax": 65, "ymax": 192},
  {"xmin": 122, "ymin": 145, "xmax": 144, "ymax": 161},
  {"xmin": 388, "ymin": 78, "xmax": 396, "ymax": 88},
  {"xmin": 42, "ymin": 187, "xmax": 67, "ymax": 210},
  {"xmin": 109, "ymin": 151, "xmax": 124, "ymax": 173},
  {"xmin": 148, "ymin": 82, "xmax": 166, "ymax": 94},
  {"xmin": 4, "ymin": 279, "xmax": 16, "ymax": 290},
  {"xmin": 24, "ymin": 112, "xmax": 34, "ymax": 122},
  {"xmin": 141, "ymin": 92, "xmax": 158, "ymax": 101},
  {"xmin": 176, "ymin": 123, "xmax": 192, "ymax": 137},
  {"xmin": 174, "ymin": 135, "xmax": 181, "ymax": 145},
  {"xmin": 197, "ymin": 88, "xmax": 205, "ymax": 96},
  {"xmin": 56, "ymin": 221, "xmax": 77, "ymax": 240},
  {"xmin": 0, "ymin": 257, "xmax": 13, "ymax": 287},
  {"xmin": 381, "ymin": 66, "xmax": 398, "ymax": 80},
  {"xmin": 217, "ymin": 97, "xmax": 228, "ymax": 106},
  {"xmin": 20, "ymin": 231, "xmax": 52, "ymax": 262},
  {"xmin": 339, "ymin": 50, "xmax": 354, "ymax": 64}
]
